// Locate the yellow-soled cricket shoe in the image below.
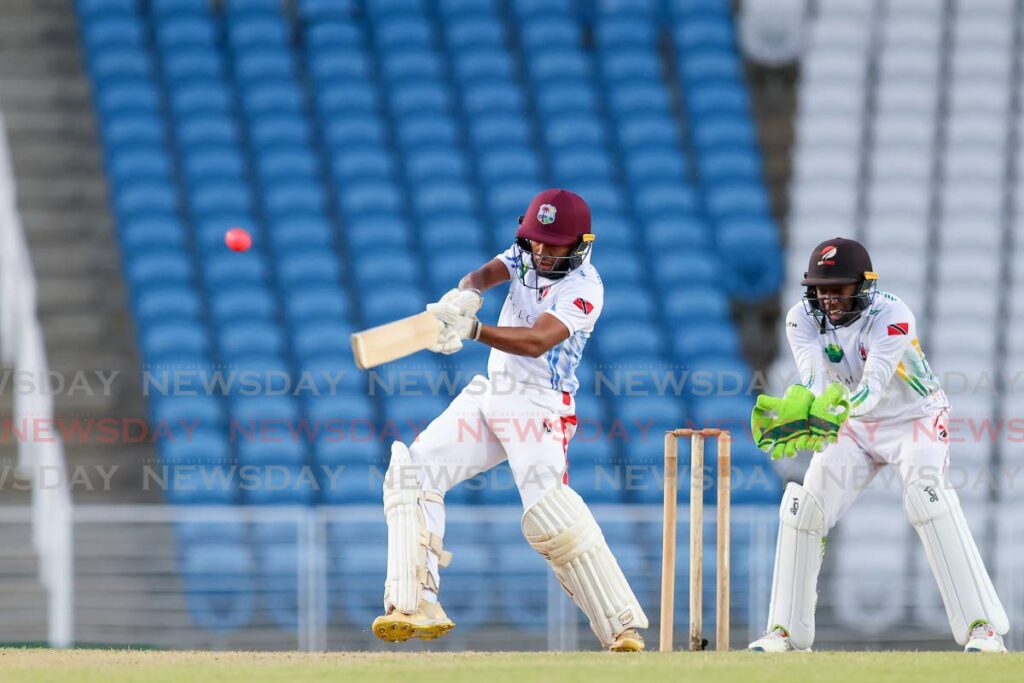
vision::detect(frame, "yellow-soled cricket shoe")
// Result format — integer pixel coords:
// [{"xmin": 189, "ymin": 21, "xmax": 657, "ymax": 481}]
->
[
  {"xmin": 372, "ymin": 600, "xmax": 455, "ymax": 643},
  {"xmin": 609, "ymin": 628, "xmax": 645, "ymax": 652}
]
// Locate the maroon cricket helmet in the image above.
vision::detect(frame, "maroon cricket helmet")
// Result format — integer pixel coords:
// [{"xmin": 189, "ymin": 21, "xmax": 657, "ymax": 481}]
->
[{"xmin": 515, "ymin": 188, "xmax": 592, "ymax": 246}]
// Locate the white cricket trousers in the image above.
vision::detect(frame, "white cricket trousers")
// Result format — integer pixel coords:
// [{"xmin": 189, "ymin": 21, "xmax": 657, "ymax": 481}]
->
[{"xmin": 408, "ymin": 374, "xmax": 578, "ymax": 593}]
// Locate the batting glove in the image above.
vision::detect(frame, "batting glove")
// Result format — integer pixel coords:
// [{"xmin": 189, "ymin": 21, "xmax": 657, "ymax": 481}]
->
[
  {"xmin": 426, "ymin": 302, "xmax": 481, "ymax": 342},
  {"xmin": 427, "ymin": 324, "xmax": 463, "ymax": 355},
  {"xmin": 436, "ymin": 288, "xmax": 483, "ymax": 317}
]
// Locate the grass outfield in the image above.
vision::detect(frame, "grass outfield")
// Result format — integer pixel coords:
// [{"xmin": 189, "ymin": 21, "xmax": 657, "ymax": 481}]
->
[{"xmin": 2, "ymin": 650, "xmax": 1023, "ymax": 683}]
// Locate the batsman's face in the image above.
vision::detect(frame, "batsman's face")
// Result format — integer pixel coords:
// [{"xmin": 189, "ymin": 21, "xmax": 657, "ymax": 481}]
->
[
  {"xmin": 816, "ymin": 284, "xmax": 858, "ymax": 322},
  {"xmin": 530, "ymin": 240, "xmax": 573, "ymax": 272}
]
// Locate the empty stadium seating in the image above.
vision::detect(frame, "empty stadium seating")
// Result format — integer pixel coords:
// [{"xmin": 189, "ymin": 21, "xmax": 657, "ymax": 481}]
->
[{"xmin": 78, "ymin": 0, "xmax": 782, "ymax": 636}]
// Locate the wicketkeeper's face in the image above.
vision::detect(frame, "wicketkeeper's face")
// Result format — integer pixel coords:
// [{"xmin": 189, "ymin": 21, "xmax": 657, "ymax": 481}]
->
[{"xmin": 815, "ymin": 284, "xmax": 858, "ymax": 323}]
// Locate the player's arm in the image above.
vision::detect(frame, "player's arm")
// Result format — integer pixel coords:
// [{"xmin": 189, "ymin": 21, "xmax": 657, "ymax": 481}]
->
[
  {"xmin": 785, "ymin": 305, "xmax": 825, "ymax": 393},
  {"xmin": 477, "ymin": 312, "xmax": 569, "ymax": 358},
  {"xmin": 458, "ymin": 258, "xmax": 510, "ymax": 293},
  {"xmin": 848, "ymin": 308, "xmax": 915, "ymax": 417}
]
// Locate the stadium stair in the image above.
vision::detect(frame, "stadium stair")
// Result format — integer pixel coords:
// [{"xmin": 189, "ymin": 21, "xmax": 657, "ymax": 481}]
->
[{"xmin": 0, "ymin": 0, "xmax": 157, "ymax": 503}]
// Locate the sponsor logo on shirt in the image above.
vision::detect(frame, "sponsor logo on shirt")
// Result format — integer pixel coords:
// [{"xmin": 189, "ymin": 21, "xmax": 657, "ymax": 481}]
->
[
  {"xmin": 825, "ymin": 343, "xmax": 844, "ymax": 363},
  {"xmin": 817, "ymin": 245, "xmax": 838, "ymax": 266},
  {"xmin": 859, "ymin": 343, "xmax": 867, "ymax": 361},
  {"xmin": 572, "ymin": 298, "xmax": 593, "ymax": 314},
  {"xmin": 887, "ymin": 322, "xmax": 910, "ymax": 336}
]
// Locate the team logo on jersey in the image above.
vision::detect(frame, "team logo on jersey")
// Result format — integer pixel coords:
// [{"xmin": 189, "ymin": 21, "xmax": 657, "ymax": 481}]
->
[
  {"xmin": 825, "ymin": 343, "xmax": 844, "ymax": 362},
  {"xmin": 572, "ymin": 298, "xmax": 593, "ymax": 314},
  {"xmin": 887, "ymin": 322, "xmax": 909, "ymax": 336},
  {"xmin": 817, "ymin": 245, "xmax": 838, "ymax": 266},
  {"xmin": 859, "ymin": 343, "xmax": 867, "ymax": 361},
  {"xmin": 537, "ymin": 203, "xmax": 557, "ymax": 225}
]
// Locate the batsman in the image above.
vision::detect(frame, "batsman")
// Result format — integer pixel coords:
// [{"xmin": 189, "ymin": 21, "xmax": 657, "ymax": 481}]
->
[
  {"xmin": 748, "ymin": 238, "xmax": 1009, "ymax": 653},
  {"xmin": 371, "ymin": 189, "xmax": 648, "ymax": 651}
]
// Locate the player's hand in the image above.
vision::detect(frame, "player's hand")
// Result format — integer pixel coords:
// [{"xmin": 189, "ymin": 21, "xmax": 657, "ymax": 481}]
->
[
  {"xmin": 436, "ymin": 288, "xmax": 483, "ymax": 317},
  {"xmin": 426, "ymin": 302, "xmax": 481, "ymax": 341},
  {"xmin": 807, "ymin": 382, "xmax": 851, "ymax": 449},
  {"xmin": 427, "ymin": 324, "xmax": 463, "ymax": 355},
  {"xmin": 751, "ymin": 384, "xmax": 815, "ymax": 459}
]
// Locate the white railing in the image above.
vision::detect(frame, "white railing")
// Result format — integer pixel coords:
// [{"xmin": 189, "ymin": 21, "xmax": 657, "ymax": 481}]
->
[
  {"xmin": 65, "ymin": 504, "xmax": 777, "ymax": 651},
  {"xmin": 0, "ymin": 111, "xmax": 74, "ymax": 648}
]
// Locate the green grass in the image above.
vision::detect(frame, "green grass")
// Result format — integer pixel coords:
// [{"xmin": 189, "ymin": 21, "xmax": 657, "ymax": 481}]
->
[{"xmin": 1, "ymin": 650, "xmax": 1022, "ymax": 683}]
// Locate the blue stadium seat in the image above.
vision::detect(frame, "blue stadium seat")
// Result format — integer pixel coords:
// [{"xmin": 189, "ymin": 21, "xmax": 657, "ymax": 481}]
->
[
  {"xmin": 330, "ymin": 145, "xmax": 394, "ymax": 180},
  {"xmin": 119, "ymin": 214, "xmax": 186, "ymax": 253},
  {"xmin": 182, "ymin": 147, "xmax": 245, "ymax": 182},
  {"xmin": 672, "ymin": 321, "xmax": 741, "ymax": 360},
  {"xmin": 217, "ymin": 321, "xmax": 286, "ymax": 358},
  {"xmin": 135, "ymin": 285, "xmax": 202, "ymax": 322},
  {"xmin": 596, "ymin": 19, "xmax": 657, "ymax": 49},
  {"xmin": 314, "ymin": 437, "xmax": 382, "ymax": 468},
  {"xmin": 201, "ymin": 251, "xmax": 268, "ymax": 287},
  {"xmin": 445, "ymin": 16, "xmax": 503, "ymax": 50},
  {"xmin": 293, "ymin": 321, "xmax": 354, "ymax": 362},
  {"xmin": 231, "ymin": 395, "xmax": 301, "ymax": 426},
  {"xmin": 644, "ymin": 216, "xmax": 711, "ymax": 253},
  {"xmin": 277, "ymin": 250, "xmax": 342, "ymax": 289},
  {"xmin": 321, "ymin": 462, "xmax": 381, "ymax": 504},
  {"xmin": 316, "ymin": 82, "xmax": 378, "ymax": 115},
  {"xmin": 151, "ymin": 396, "xmax": 225, "ymax": 430},
  {"xmin": 142, "ymin": 321, "xmax": 209, "ymax": 358},
  {"xmin": 353, "ymin": 253, "xmax": 419, "ymax": 288},
  {"xmin": 663, "ymin": 286, "xmax": 731, "ymax": 322},
  {"xmin": 520, "ymin": 17, "xmax": 580, "ymax": 49},
  {"xmin": 452, "ymin": 49, "xmax": 514, "ymax": 82},
  {"xmin": 108, "ymin": 148, "xmax": 172, "ymax": 183},
  {"xmin": 237, "ymin": 440, "xmax": 307, "ymax": 468},
  {"xmin": 306, "ymin": 393, "xmax": 375, "ymax": 425},
  {"xmin": 181, "ymin": 543, "xmax": 255, "ymax": 631},
  {"xmin": 156, "ymin": 16, "xmax": 217, "ymax": 50},
  {"xmin": 285, "ymin": 285, "xmax": 350, "ymax": 323},
  {"xmin": 680, "ymin": 50, "xmax": 742, "ymax": 83},
  {"xmin": 258, "ymin": 149, "xmax": 319, "ymax": 182}
]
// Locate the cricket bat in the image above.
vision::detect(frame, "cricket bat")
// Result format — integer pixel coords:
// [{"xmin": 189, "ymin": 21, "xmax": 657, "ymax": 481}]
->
[{"xmin": 350, "ymin": 311, "xmax": 442, "ymax": 370}]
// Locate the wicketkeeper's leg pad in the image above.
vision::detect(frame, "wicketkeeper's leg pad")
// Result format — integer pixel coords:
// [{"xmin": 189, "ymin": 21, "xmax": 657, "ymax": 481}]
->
[
  {"xmin": 521, "ymin": 486, "xmax": 648, "ymax": 647},
  {"xmin": 904, "ymin": 479, "xmax": 1009, "ymax": 644},
  {"xmin": 767, "ymin": 482, "xmax": 825, "ymax": 651},
  {"xmin": 383, "ymin": 441, "xmax": 452, "ymax": 614}
]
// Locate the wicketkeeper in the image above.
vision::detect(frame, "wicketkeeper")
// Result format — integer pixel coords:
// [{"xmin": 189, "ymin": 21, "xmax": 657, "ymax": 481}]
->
[{"xmin": 748, "ymin": 237, "xmax": 1009, "ymax": 653}]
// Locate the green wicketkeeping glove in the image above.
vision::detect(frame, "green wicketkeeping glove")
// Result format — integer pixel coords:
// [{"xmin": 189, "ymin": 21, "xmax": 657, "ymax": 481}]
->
[
  {"xmin": 751, "ymin": 384, "xmax": 815, "ymax": 459},
  {"xmin": 807, "ymin": 382, "xmax": 851, "ymax": 450}
]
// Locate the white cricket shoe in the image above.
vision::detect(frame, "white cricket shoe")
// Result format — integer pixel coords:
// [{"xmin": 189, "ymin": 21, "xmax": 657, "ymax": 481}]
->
[
  {"xmin": 747, "ymin": 626, "xmax": 808, "ymax": 652},
  {"xmin": 965, "ymin": 622, "xmax": 1007, "ymax": 653}
]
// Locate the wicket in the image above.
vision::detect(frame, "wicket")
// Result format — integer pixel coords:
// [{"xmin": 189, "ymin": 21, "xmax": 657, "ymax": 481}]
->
[{"xmin": 660, "ymin": 428, "xmax": 731, "ymax": 652}]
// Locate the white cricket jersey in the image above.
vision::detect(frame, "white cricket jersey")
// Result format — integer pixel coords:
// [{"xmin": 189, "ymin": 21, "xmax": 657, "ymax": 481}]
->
[
  {"xmin": 487, "ymin": 244, "xmax": 604, "ymax": 395},
  {"xmin": 786, "ymin": 290, "xmax": 948, "ymax": 422}
]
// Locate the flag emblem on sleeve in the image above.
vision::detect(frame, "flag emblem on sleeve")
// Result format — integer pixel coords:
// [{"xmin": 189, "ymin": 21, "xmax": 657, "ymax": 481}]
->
[
  {"xmin": 887, "ymin": 322, "xmax": 909, "ymax": 336},
  {"xmin": 572, "ymin": 298, "xmax": 593, "ymax": 314}
]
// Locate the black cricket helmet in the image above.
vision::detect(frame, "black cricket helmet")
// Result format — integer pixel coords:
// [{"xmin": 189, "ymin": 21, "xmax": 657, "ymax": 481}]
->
[{"xmin": 801, "ymin": 237, "xmax": 878, "ymax": 331}]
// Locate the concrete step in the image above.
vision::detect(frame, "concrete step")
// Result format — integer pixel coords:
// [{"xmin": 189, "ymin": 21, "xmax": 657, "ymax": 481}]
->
[
  {"xmin": 3, "ymin": 110, "xmax": 97, "ymax": 137},
  {"xmin": 0, "ymin": 79, "xmax": 90, "ymax": 108},
  {"xmin": 5, "ymin": 144, "xmax": 101, "ymax": 175},
  {"xmin": 29, "ymin": 243, "xmax": 116, "ymax": 277}
]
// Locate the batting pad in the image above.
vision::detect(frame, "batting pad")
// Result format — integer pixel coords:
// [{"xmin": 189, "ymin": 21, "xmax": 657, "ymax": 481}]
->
[
  {"xmin": 767, "ymin": 482, "xmax": 825, "ymax": 651},
  {"xmin": 521, "ymin": 486, "xmax": 648, "ymax": 647},
  {"xmin": 383, "ymin": 441, "xmax": 451, "ymax": 614},
  {"xmin": 904, "ymin": 480, "xmax": 1008, "ymax": 644}
]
